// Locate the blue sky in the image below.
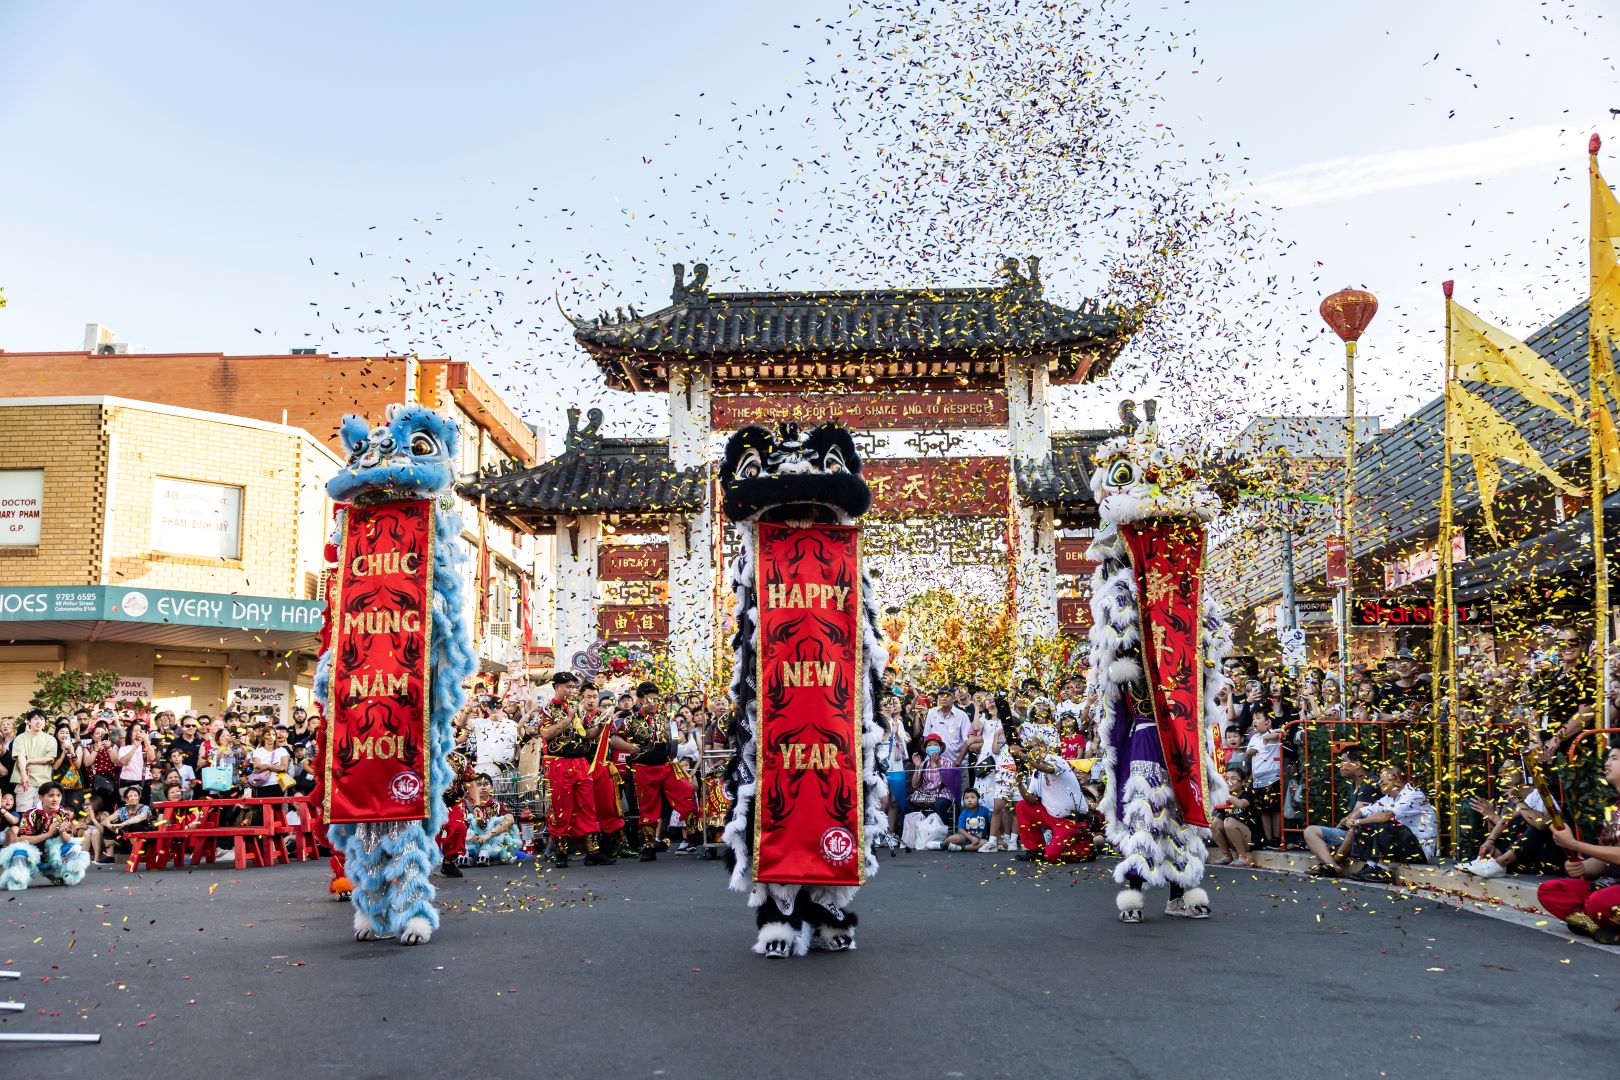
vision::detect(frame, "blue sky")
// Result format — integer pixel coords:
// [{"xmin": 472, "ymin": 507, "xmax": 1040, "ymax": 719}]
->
[{"xmin": 1, "ymin": 0, "xmax": 1615, "ymax": 442}]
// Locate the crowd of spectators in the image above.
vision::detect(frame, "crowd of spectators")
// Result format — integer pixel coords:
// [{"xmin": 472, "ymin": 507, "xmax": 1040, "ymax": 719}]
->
[
  {"xmin": 5, "ymin": 624, "xmax": 1615, "ymax": 941},
  {"xmin": 2, "ymin": 704, "xmax": 320, "ymax": 867}
]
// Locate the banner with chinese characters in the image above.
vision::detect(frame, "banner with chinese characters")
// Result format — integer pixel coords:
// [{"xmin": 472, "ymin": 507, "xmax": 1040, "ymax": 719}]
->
[
  {"xmin": 598, "ymin": 604, "xmax": 669, "ymax": 640},
  {"xmin": 323, "ymin": 500, "xmax": 434, "ymax": 824},
  {"xmin": 712, "ymin": 390, "xmax": 1007, "ymax": 431},
  {"xmin": 863, "ymin": 457, "xmax": 1009, "ymax": 517},
  {"xmin": 1119, "ymin": 518, "xmax": 1210, "ymax": 829},
  {"xmin": 753, "ymin": 522, "xmax": 865, "ymax": 886}
]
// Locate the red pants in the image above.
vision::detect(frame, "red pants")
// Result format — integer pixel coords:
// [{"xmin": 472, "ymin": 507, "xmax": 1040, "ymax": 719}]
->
[
  {"xmin": 633, "ymin": 763, "xmax": 697, "ymax": 825},
  {"xmin": 438, "ymin": 803, "xmax": 467, "ymax": 860},
  {"xmin": 592, "ymin": 765, "xmax": 624, "ymax": 834},
  {"xmin": 1538, "ymin": 877, "xmax": 1620, "ymax": 927},
  {"xmin": 546, "ymin": 757, "xmax": 599, "ymax": 838},
  {"xmin": 1016, "ymin": 800, "xmax": 1091, "ymax": 862}
]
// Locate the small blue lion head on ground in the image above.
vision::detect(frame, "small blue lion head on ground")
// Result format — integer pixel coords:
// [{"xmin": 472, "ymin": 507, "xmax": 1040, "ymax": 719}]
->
[{"xmin": 328, "ymin": 404, "xmax": 460, "ymax": 505}]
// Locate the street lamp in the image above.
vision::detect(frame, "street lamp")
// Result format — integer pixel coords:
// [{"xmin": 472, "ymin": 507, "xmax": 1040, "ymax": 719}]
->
[{"xmin": 1320, "ymin": 287, "xmax": 1378, "ymax": 699}]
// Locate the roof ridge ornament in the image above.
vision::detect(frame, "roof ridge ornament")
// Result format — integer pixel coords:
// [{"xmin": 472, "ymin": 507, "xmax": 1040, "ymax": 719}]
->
[
  {"xmin": 672, "ymin": 261, "xmax": 711, "ymax": 304},
  {"xmin": 999, "ymin": 255, "xmax": 1043, "ymax": 292},
  {"xmin": 565, "ymin": 405, "xmax": 606, "ymax": 452}
]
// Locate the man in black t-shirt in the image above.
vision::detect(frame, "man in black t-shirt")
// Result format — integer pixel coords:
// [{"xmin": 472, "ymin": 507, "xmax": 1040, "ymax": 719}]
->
[
  {"xmin": 1374, "ymin": 651, "xmax": 1430, "ymax": 719},
  {"xmin": 1303, "ymin": 745, "xmax": 1382, "ymax": 876},
  {"xmin": 166, "ymin": 717, "xmax": 206, "ymax": 773}
]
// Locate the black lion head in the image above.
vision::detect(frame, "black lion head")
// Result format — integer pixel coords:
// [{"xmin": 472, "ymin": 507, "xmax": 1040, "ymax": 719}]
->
[{"xmin": 718, "ymin": 421, "xmax": 872, "ymax": 524}]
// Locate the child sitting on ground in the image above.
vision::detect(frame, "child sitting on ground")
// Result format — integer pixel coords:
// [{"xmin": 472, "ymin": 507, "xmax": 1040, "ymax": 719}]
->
[
  {"xmin": 1, "ymin": 782, "xmax": 91, "ymax": 890},
  {"xmin": 463, "ymin": 776, "xmax": 523, "ymax": 866},
  {"xmin": 942, "ymin": 788, "xmax": 992, "ymax": 852},
  {"xmin": 1211, "ymin": 768, "xmax": 1262, "ymax": 867}
]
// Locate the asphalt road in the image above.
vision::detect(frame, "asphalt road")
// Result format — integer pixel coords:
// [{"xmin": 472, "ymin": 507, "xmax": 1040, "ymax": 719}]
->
[{"xmin": 2, "ymin": 851, "xmax": 1614, "ymax": 1079}]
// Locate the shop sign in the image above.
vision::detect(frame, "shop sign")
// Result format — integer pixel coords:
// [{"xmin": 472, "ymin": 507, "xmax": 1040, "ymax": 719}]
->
[
  {"xmin": 228, "ymin": 678, "xmax": 291, "ymax": 720},
  {"xmin": 0, "ymin": 469, "xmax": 44, "ymax": 547},
  {"xmin": 0, "ymin": 585, "xmax": 323, "ymax": 634},
  {"xmin": 598, "ymin": 604, "xmax": 669, "ymax": 640},
  {"xmin": 1383, "ymin": 533, "xmax": 1466, "ymax": 590},
  {"xmin": 151, "ymin": 477, "xmax": 243, "ymax": 560},
  {"xmin": 102, "ymin": 676, "xmax": 154, "ymax": 707},
  {"xmin": 599, "ymin": 543, "xmax": 669, "ymax": 581},
  {"xmin": 1058, "ymin": 596, "xmax": 1092, "ymax": 635},
  {"xmin": 1324, "ymin": 537, "xmax": 1348, "ymax": 587},
  {"xmin": 864, "ymin": 457, "xmax": 1009, "ymax": 517},
  {"xmin": 712, "ymin": 390, "xmax": 1008, "ymax": 432},
  {"xmin": 1056, "ymin": 537, "xmax": 1096, "ymax": 578},
  {"xmin": 1352, "ymin": 598, "xmax": 1492, "ymax": 626}
]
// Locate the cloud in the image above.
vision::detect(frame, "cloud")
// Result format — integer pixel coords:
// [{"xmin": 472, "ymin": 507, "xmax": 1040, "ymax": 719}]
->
[{"xmin": 1242, "ymin": 124, "xmax": 1575, "ymax": 208}]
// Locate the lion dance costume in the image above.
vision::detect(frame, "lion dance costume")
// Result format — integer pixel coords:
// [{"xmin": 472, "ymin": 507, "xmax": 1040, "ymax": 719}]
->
[
  {"xmin": 314, "ymin": 404, "xmax": 477, "ymax": 945},
  {"xmin": 719, "ymin": 421, "xmax": 887, "ymax": 958},
  {"xmin": 1086, "ymin": 401, "xmax": 1233, "ymax": 924}
]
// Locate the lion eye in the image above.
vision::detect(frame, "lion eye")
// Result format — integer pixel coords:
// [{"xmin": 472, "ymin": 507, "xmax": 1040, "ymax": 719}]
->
[
  {"xmin": 824, "ymin": 447, "xmax": 845, "ymax": 473},
  {"xmin": 737, "ymin": 448, "xmax": 762, "ymax": 479},
  {"xmin": 409, "ymin": 433, "xmax": 438, "ymax": 456},
  {"xmin": 1108, "ymin": 461, "xmax": 1135, "ymax": 486}
]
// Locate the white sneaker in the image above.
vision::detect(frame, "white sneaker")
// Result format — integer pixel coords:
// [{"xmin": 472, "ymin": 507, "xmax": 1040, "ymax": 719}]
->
[
  {"xmin": 1003, "ymin": 834, "xmax": 1018, "ymax": 850},
  {"xmin": 925, "ymin": 840, "xmax": 944, "ymax": 850},
  {"xmin": 979, "ymin": 838, "xmax": 999, "ymax": 853},
  {"xmin": 947, "ymin": 842, "xmax": 963, "ymax": 852},
  {"xmin": 1471, "ymin": 858, "xmax": 1507, "ymax": 879}
]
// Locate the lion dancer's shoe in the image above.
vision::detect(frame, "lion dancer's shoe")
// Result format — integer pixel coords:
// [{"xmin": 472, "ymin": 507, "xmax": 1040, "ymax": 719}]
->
[
  {"xmin": 1165, "ymin": 884, "xmax": 1211, "ymax": 919},
  {"xmin": 804, "ymin": 898, "xmax": 859, "ymax": 952},
  {"xmin": 329, "ymin": 851, "xmax": 353, "ymax": 900},
  {"xmin": 1117, "ymin": 884, "xmax": 1145, "ymax": 924},
  {"xmin": 752, "ymin": 894, "xmax": 814, "ymax": 959}
]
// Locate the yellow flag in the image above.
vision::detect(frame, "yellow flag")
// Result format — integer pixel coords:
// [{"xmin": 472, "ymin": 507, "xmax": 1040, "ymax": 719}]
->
[
  {"xmin": 1449, "ymin": 384, "xmax": 1583, "ymax": 540},
  {"xmin": 1448, "ymin": 299, "xmax": 1581, "ymax": 423},
  {"xmin": 1589, "ymin": 143, "xmax": 1620, "ymax": 492}
]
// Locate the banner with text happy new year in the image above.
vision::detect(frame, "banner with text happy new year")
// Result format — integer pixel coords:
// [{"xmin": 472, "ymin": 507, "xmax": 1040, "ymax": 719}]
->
[
  {"xmin": 753, "ymin": 522, "xmax": 865, "ymax": 886},
  {"xmin": 323, "ymin": 500, "xmax": 434, "ymax": 824}
]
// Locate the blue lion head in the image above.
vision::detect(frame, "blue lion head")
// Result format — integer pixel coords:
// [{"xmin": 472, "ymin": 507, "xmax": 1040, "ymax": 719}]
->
[{"xmin": 327, "ymin": 404, "xmax": 460, "ymax": 505}]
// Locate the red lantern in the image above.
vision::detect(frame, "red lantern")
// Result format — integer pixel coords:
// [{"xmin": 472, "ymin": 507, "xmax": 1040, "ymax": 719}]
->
[{"xmin": 1320, "ymin": 288, "xmax": 1379, "ymax": 343}]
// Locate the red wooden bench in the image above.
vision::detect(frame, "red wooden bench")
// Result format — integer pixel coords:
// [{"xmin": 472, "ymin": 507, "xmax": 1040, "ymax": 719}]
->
[{"xmin": 125, "ymin": 796, "xmax": 328, "ymax": 872}]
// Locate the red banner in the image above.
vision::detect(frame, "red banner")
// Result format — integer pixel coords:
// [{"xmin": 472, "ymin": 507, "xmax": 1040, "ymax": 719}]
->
[
  {"xmin": 323, "ymin": 500, "xmax": 434, "ymax": 824},
  {"xmin": 753, "ymin": 522, "xmax": 865, "ymax": 886},
  {"xmin": 1324, "ymin": 537, "xmax": 1348, "ymax": 588},
  {"xmin": 1120, "ymin": 518, "xmax": 1210, "ymax": 829}
]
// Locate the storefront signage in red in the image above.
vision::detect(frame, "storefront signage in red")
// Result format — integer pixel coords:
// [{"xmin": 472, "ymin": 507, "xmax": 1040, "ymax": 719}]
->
[
  {"xmin": 713, "ymin": 390, "xmax": 1007, "ymax": 432},
  {"xmin": 324, "ymin": 500, "xmax": 434, "ymax": 824},
  {"xmin": 599, "ymin": 543, "xmax": 669, "ymax": 581},
  {"xmin": 864, "ymin": 457, "xmax": 1008, "ymax": 517},
  {"xmin": 1324, "ymin": 537, "xmax": 1348, "ymax": 588},
  {"xmin": 1352, "ymin": 598, "xmax": 1492, "ymax": 626},
  {"xmin": 752, "ymin": 522, "xmax": 865, "ymax": 886},
  {"xmin": 1057, "ymin": 537, "xmax": 1096, "ymax": 578},
  {"xmin": 598, "ymin": 604, "xmax": 670, "ymax": 640}
]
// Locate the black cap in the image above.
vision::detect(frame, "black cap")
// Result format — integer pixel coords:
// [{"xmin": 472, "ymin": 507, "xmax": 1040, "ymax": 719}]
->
[
  {"xmin": 1395, "ymin": 649, "xmax": 1417, "ymax": 661},
  {"xmin": 551, "ymin": 671, "xmax": 580, "ymax": 686}
]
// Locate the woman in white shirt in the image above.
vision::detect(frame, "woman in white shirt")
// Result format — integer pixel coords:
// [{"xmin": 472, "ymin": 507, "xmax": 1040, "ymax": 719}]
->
[
  {"xmin": 116, "ymin": 725, "xmax": 155, "ymax": 802},
  {"xmin": 246, "ymin": 727, "xmax": 290, "ymax": 798}
]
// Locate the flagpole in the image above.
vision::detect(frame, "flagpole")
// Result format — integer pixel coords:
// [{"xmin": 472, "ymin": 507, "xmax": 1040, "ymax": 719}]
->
[
  {"xmin": 1435, "ymin": 285, "xmax": 1456, "ymax": 847},
  {"xmin": 1591, "ymin": 134, "xmax": 1613, "ymax": 734}
]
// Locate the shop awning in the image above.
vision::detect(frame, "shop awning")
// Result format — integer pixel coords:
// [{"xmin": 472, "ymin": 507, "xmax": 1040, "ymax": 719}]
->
[{"xmin": 0, "ymin": 585, "xmax": 323, "ymax": 652}]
